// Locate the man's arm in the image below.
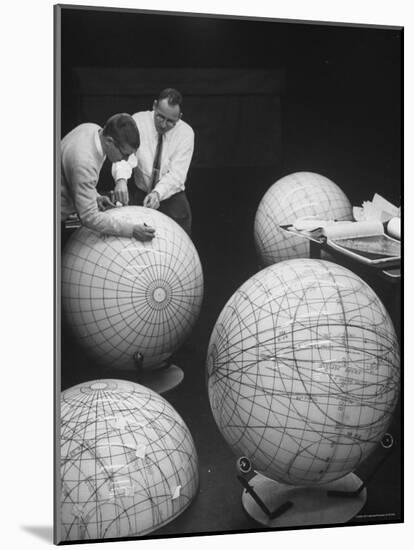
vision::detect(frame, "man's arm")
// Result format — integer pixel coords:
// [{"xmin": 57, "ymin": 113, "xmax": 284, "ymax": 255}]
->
[
  {"xmin": 153, "ymin": 130, "xmax": 194, "ymax": 201},
  {"xmin": 69, "ymin": 165, "xmax": 154, "ymax": 240},
  {"xmin": 97, "ymin": 194, "xmax": 116, "ymax": 211},
  {"xmin": 111, "ymin": 155, "xmax": 138, "ymax": 205}
]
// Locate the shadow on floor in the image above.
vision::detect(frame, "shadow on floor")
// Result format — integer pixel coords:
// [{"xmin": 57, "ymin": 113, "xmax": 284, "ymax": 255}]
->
[{"xmin": 21, "ymin": 525, "xmax": 53, "ymax": 543}]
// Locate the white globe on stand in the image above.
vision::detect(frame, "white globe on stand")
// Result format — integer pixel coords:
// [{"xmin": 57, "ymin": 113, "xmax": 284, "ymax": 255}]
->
[
  {"xmin": 207, "ymin": 259, "xmax": 399, "ymax": 487},
  {"xmin": 254, "ymin": 172, "xmax": 353, "ymax": 265},
  {"xmin": 62, "ymin": 206, "xmax": 203, "ymax": 372},
  {"xmin": 60, "ymin": 379, "xmax": 199, "ymax": 542}
]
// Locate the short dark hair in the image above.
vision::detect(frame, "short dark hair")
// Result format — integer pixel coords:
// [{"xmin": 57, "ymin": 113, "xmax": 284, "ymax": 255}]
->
[
  {"xmin": 158, "ymin": 88, "xmax": 183, "ymax": 110},
  {"xmin": 102, "ymin": 113, "xmax": 140, "ymax": 149}
]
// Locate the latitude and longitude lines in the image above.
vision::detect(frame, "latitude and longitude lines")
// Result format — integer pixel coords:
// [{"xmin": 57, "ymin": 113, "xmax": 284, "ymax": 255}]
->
[
  {"xmin": 254, "ymin": 173, "xmax": 353, "ymax": 264},
  {"xmin": 62, "ymin": 207, "xmax": 203, "ymax": 369},
  {"xmin": 208, "ymin": 259, "xmax": 400, "ymax": 486},
  {"xmin": 60, "ymin": 379, "xmax": 199, "ymax": 541}
]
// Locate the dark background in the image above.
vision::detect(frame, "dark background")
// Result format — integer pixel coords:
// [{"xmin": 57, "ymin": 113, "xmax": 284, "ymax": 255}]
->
[{"xmin": 59, "ymin": 5, "xmax": 403, "ymax": 540}]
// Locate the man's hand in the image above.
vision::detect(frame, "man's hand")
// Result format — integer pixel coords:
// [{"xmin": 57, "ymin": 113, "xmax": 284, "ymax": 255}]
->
[
  {"xmin": 114, "ymin": 179, "xmax": 129, "ymax": 206},
  {"xmin": 143, "ymin": 191, "xmax": 160, "ymax": 210},
  {"xmin": 132, "ymin": 223, "xmax": 156, "ymax": 241},
  {"xmin": 97, "ymin": 195, "xmax": 116, "ymax": 211}
]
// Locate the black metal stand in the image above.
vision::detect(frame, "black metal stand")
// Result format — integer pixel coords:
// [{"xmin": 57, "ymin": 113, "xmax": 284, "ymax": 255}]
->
[
  {"xmin": 236, "ymin": 457, "xmax": 293, "ymax": 520},
  {"xmin": 236, "ymin": 435, "xmax": 394, "ymax": 525}
]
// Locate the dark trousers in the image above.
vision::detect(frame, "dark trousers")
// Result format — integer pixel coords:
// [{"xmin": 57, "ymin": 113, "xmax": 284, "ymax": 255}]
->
[{"xmin": 128, "ymin": 183, "xmax": 192, "ymax": 236}]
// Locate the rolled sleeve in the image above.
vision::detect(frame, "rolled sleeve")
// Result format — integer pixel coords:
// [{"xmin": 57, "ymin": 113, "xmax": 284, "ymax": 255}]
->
[{"xmin": 112, "ymin": 154, "xmax": 138, "ymax": 182}]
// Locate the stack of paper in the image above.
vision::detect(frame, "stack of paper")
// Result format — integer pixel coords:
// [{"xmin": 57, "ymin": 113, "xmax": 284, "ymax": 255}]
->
[{"xmin": 353, "ymin": 193, "xmax": 400, "ymax": 223}]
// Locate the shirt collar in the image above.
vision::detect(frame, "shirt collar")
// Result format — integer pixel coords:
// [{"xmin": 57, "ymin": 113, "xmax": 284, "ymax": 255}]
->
[{"xmin": 95, "ymin": 128, "xmax": 105, "ymax": 157}]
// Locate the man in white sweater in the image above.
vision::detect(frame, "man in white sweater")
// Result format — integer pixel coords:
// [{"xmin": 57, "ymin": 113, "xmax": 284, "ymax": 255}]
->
[
  {"xmin": 111, "ymin": 89, "xmax": 194, "ymax": 235},
  {"xmin": 61, "ymin": 113, "xmax": 155, "ymax": 241}
]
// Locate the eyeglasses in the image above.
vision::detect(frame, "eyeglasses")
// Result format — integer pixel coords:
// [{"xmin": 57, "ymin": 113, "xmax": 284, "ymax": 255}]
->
[{"xmin": 154, "ymin": 109, "xmax": 180, "ymax": 128}]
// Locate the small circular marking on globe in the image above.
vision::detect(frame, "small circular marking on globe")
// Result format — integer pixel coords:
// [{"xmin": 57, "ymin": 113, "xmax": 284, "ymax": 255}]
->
[
  {"xmin": 207, "ymin": 259, "xmax": 400, "ymax": 487},
  {"xmin": 153, "ymin": 287, "xmax": 167, "ymax": 302},
  {"xmin": 90, "ymin": 381, "xmax": 109, "ymax": 390},
  {"xmin": 254, "ymin": 172, "xmax": 353, "ymax": 265}
]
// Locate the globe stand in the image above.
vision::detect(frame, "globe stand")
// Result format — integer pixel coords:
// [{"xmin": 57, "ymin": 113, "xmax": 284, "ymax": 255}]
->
[
  {"xmin": 132, "ymin": 352, "xmax": 184, "ymax": 394},
  {"xmin": 327, "ymin": 432, "xmax": 396, "ymax": 499},
  {"xmin": 236, "ymin": 457, "xmax": 367, "ymax": 528}
]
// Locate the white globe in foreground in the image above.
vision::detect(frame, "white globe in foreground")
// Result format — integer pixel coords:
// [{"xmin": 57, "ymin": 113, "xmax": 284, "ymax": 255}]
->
[
  {"xmin": 207, "ymin": 259, "xmax": 400, "ymax": 487},
  {"xmin": 60, "ymin": 379, "xmax": 199, "ymax": 542},
  {"xmin": 254, "ymin": 172, "xmax": 353, "ymax": 265},
  {"xmin": 62, "ymin": 206, "xmax": 203, "ymax": 370}
]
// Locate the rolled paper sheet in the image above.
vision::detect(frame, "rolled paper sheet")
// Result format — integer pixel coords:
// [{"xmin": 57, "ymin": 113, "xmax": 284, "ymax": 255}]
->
[
  {"xmin": 387, "ymin": 217, "xmax": 401, "ymax": 240},
  {"xmin": 323, "ymin": 220, "xmax": 384, "ymax": 240}
]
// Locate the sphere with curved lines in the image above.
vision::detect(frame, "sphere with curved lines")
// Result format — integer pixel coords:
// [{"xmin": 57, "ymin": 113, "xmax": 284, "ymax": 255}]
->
[
  {"xmin": 62, "ymin": 206, "xmax": 203, "ymax": 370},
  {"xmin": 207, "ymin": 259, "xmax": 400, "ymax": 486},
  {"xmin": 254, "ymin": 172, "xmax": 353, "ymax": 265},
  {"xmin": 60, "ymin": 379, "xmax": 199, "ymax": 542}
]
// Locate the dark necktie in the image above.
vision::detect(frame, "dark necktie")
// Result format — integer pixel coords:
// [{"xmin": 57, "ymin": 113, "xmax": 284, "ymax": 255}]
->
[{"xmin": 151, "ymin": 132, "xmax": 163, "ymax": 189}]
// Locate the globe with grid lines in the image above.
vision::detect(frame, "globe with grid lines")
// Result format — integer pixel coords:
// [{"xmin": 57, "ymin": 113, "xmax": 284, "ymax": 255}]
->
[
  {"xmin": 207, "ymin": 259, "xmax": 400, "ymax": 486},
  {"xmin": 254, "ymin": 172, "xmax": 353, "ymax": 265},
  {"xmin": 60, "ymin": 378, "xmax": 199, "ymax": 542},
  {"xmin": 62, "ymin": 206, "xmax": 203, "ymax": 371}
]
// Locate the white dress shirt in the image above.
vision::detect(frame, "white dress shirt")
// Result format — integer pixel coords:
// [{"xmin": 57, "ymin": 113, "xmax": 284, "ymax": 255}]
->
[{"xmin": 112, "ymin": 110, "xmax": 194, "ymax": 201}]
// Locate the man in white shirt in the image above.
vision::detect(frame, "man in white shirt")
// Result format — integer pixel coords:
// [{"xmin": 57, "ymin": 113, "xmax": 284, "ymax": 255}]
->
[
  {"xmin": 112, "ymin": 88, "xmax": 194, "ymax": 235},
  {"xmin": 61, "ymin": 113, "xmax": 156, "ymax": 243}
]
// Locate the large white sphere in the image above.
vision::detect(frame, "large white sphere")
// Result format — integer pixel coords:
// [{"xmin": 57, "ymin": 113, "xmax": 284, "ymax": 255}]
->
[
  {"xmin": 207, "ymin": 259, "xmax": 400, "ymax": 486},
  {"xmin": 254, "ymin": 172, "xmax": 353, "ymax": 265},
  {"xmin": 60, "ymin": 379, "xmax": 199, "ymax": 542},
  {"xmin": 62, "ymin": 207, "xmax": 203, "ymax": 370}
]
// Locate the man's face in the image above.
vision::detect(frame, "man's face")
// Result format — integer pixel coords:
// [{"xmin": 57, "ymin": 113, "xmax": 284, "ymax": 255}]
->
[
  {"xmin": 107, "ymin": 139, "xmax": 136, "ymax": 163},
  {"xmin": 153, "ymin": 99, "xmax": 181, "ymax": 135}
]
